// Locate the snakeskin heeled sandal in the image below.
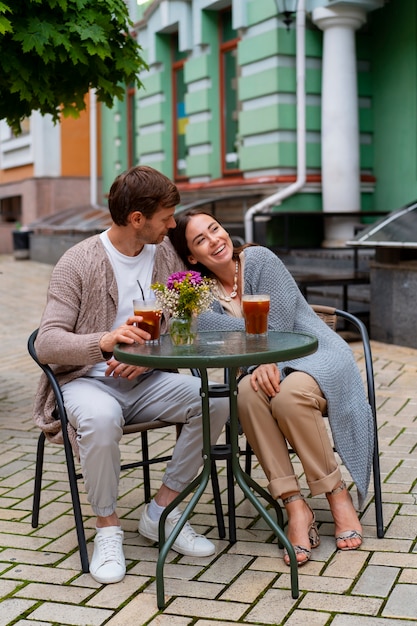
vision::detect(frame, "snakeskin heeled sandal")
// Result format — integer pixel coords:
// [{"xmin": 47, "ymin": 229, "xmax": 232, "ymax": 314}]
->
[
  {"xmin": 327, "ymin": 481, "xmax": 363, "ymax": 551},
  {"xmin": 282, "ymin": 493, "xmax": 320, "ymax": 567}
]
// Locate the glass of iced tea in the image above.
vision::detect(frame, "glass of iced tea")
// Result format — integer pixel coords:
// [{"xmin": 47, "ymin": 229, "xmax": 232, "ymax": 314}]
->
[
  {"xmin": 241, "ymin": 294, "xmax": 270, "ymax": 336},
  {"xmin": 133, "ymin": 299, "xmax": 162, "ymax": 343}
]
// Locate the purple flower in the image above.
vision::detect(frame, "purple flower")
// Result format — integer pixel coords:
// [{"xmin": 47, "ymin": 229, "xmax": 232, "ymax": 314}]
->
[
  {"xmin": 152, "ymin": 270, "xmax": 215, "ymax": 317},
  {"xmin": 167, "ymin": 271, "xmax": 203, "ymax": 290}
]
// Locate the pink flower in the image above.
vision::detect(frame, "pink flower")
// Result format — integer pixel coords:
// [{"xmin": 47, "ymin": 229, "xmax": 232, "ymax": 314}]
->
[{"xmin": 167, "ymin": 271, "xmax": 203, "ymax": 290}]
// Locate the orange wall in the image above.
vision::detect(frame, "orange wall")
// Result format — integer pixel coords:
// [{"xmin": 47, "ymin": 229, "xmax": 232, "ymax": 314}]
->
[
  {"xmin": 60, "ymin": 105, "xmax": 90, "ymax": 176},
  {"xmin": 0, "ymin": 164, "xmax": 33, "ymax": 184},
  {"xmin": 60, "ymin": 97, "xmax": 102, "ymax": 177}
]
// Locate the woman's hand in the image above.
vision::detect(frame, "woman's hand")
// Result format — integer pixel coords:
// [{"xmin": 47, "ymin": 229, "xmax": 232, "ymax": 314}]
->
[{"xmin": 250, "ymin": 363, "xmax": 280, "ymax": 396}]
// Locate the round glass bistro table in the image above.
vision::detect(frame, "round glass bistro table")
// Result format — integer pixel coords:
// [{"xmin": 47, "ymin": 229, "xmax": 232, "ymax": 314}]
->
[{"xmin": 114, "ymin": 329, "xmax": 318, "ymax": 608}]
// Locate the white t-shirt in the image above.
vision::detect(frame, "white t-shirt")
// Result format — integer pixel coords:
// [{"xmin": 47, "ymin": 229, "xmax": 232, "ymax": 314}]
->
[{"xmin": 88, "ymin": 230, "xmax": 156, "ymax": 376}]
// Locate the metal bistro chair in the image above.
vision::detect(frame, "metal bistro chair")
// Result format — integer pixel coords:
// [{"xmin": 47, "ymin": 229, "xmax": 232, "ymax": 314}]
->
[
  {"xmin": 28, "ymin": 329, "xmax": 226, "ymax": 573},
  {"xmin": 240, "ymin": 305, "xmax": 384, "ymax": 539},
  {"xmin": 311, "ymin": 305, "xmax": 384, "ymax": 537}
]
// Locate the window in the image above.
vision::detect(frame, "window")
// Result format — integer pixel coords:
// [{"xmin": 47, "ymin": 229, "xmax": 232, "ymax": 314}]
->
[
  {"xmin": 172, "ymin": 34, "xmax": 189, "ymax": 181},
  {"xmin": 19, "ymin": 118, "xmax": 30, "ymax": 136},
  {"xmin": 2, "ymin": 117, "xmax": 30, "ymax": 140},
  {"xmin": 0, "ymin": 196, "xmax": 21, "ymax": 224},
  {"xmin": 127, "ymin": 83, "xmax": 136, "ymax": 167},
  {"xmin": 0, "ymin": 118, "xmax": 33, "ymax": 169},
  {"xmin": 219, "ymin": 9, "xmax": 240, "ymax": 175}
]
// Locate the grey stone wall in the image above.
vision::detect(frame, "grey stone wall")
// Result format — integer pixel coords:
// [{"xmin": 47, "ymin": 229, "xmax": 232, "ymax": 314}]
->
[
  {"xmin": 370, "ymin": 260, "xmax": 417, "ymax": 348},
  {"xmin": 29, "ymin": 232, "xmax": 91, "ymax": 265}
]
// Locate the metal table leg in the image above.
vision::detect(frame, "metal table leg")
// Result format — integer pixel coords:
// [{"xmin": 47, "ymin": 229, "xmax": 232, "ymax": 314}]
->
[
  {"xmin": 156, "ymin": 369, "xmax": 213, "ymax": 609},
  {"xmin": 156, "ymin": 365, "xmax": 299, "ymax": 608},
  {"xmin": 227, "ymin": 366, "xmax": 300, "ymax": 599}
]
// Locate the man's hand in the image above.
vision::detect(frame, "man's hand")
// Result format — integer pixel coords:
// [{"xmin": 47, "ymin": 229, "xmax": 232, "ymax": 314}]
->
[
  {"xmin": 105, "ymin": 358, "xmax": 150, "ymax": 380},
  {"xmin": 99, "ymin": 316, "xmax": 150, "ymax": 354},
  {"xmin": 250, "ymin": 363, "xmax": 281, "ymax": 396}
]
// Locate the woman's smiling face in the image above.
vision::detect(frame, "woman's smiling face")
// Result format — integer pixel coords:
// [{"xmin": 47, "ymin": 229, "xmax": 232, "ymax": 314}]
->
[{"xmin": 185, "ymin": 213, "xmax": 234, "ymax": 272}]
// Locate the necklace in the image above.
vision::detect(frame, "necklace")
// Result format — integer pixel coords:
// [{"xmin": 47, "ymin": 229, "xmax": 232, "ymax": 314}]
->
[{"xmin": 217, "ymin": 258, "xmax": 239, "ymax": 302}]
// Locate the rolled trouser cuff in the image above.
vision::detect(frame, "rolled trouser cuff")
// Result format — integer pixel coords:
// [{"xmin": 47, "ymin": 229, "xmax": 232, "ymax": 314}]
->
[{"xmin": 268, "ymin": 475, "xmax": 300, "ymax": 500}]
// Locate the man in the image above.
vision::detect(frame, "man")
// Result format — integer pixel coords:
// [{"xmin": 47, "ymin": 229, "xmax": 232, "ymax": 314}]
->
[{"xmin": 33, "ymin": 165, "xmax": 229, "ymax": 584}]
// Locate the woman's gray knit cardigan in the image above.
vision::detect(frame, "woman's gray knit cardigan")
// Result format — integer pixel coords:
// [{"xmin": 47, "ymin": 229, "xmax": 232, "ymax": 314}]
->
[{"xmin": 198, "ymin": 246, "xmax": 374, "ymax": 508}]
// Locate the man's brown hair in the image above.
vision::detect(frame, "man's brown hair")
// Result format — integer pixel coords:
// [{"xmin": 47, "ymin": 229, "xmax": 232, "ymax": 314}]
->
[{"xmin": 108, "ymin": 165, "xmax": 180, "ymax": 226}]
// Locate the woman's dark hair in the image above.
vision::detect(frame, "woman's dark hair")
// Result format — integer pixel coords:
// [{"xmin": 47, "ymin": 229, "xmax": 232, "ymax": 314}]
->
[
  {"xmin": 168, "ymin": 208, "xmax": 252, "ymax": 276},
  {"xmin": 108, "ymin": 165, "xmax": 180, "ymax": 226}
]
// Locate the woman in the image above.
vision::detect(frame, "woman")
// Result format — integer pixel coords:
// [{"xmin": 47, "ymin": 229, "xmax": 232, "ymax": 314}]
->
[{"xmin": 169, "ymin": 209, "xmax": 372, "ymax": 566}]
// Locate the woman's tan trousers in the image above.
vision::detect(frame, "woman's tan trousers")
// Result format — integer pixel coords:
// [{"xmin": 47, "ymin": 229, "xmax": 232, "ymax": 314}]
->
[{"xmin": 237, "ymin": 371, "xmax": 342, "ymax": 500}]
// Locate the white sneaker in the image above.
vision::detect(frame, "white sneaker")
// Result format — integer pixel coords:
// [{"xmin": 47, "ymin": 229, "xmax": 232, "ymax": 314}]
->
[
  {"xmin": 138, "ymin": 504, "xmax": 215, "ymax": 557},
  {"xmin": 90, "ymin": 526, "xmax": 126, "ymax": 584}
]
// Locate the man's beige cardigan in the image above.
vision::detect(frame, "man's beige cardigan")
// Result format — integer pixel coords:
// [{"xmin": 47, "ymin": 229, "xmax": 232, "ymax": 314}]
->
[{"xmin": 33, "ymin": 235, "xmax": 185, "ymax": 446}]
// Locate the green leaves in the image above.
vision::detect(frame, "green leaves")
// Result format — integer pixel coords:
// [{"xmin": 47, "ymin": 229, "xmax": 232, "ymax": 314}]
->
[
  {"xmin": 0, "ymin": 0, "xmax": 148, "ymax": 134},
  {"xmin": 0, "ymin": 2, "xmax": 12, "ymax": 35}
]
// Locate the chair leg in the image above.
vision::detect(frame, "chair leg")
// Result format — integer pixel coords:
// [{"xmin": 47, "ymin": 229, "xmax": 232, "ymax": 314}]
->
[
  {"xmin": 211, "ymin": 441, "xmax": 238, "ymax": 542},
  {"xmin": 210, "ymin": 459, "xmax": 226, "ymax": 539},
  {"xmin": 32, "ymin": 432, "xmax": 45, "ymax": 528},
  {"xmin": 224, "ymin": 424, "xmax": 237, "ymax": 543},
  {"xmin": 226, "ymin": 452, "xmax": 237, "ymax": 544},
  {"xmin": 61, "ymin": 436, "xmax": 89, "ymax": 573},
  {"xmin": 244, "ymin": 440, "xmax": 253, "ymax": 476},
  {"xmin": 372, "ymin": 439, "xmax": 384, "ymax": 538},
  {"xmin": 141, "ymin": 431, "xmax": 152, "ymax": 503},
  {"xmin": 32, "ymin": 427, "xmax": 88, "ymax": 572}
]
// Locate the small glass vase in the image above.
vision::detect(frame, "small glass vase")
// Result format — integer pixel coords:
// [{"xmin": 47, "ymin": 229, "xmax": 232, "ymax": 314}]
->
[{"xmin": 169, "ymin": 315, "xmax": 197, "ymax": 346}]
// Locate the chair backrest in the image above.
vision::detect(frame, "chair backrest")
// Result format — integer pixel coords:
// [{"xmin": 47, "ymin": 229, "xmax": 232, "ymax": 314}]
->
[
  {"xmin": 311, "ymin": 304, "xmax": 376, "ymax": 416},
  {"xmin": 28, "ymin": 328, "xmax": 57, "ymax": 382},
  {"xmin": 311, "ymin": 304, "xmax": 338, "ymax": 331},
  {"xmin": 28, "ymin": 328, "xmax": 67, "ymax": 417}
]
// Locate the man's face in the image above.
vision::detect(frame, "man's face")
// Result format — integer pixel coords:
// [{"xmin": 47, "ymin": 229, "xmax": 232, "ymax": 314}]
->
[{"xmin": 138, "ymin": 206, "xmax": 177, "ymax": 244}]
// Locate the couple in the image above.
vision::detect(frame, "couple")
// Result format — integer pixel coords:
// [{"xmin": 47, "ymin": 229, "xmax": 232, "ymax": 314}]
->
[{"xmin": 33, "ymin": 166, "xmax": 370, "ymax": 586}]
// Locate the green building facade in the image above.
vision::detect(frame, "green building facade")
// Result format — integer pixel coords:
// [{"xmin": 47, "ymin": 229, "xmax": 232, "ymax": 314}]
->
[{"xmin": 100, "ymin": 0, "xmax": 417, "ymax": 245}]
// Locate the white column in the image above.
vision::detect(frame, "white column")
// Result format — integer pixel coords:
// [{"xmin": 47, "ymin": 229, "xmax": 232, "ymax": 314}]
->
[{"xmin": 312, "ymin": 5, "xmax": 366, "ymax": 245}]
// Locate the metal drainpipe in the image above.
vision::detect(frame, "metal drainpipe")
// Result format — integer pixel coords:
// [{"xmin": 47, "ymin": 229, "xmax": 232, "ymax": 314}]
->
[
  {"xmin": 244, "ymin": 0, "xmax": 306, "ymax": 243},
  {"xmin": 89, "ymin": 88, "xmax": 99, "ymax": 208}
]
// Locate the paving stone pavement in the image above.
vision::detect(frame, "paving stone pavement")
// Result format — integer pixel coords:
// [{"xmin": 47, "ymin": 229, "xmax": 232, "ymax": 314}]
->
[{"xmin": 0, "ymin": 253, "xmax": 416, "ymax": 626}]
